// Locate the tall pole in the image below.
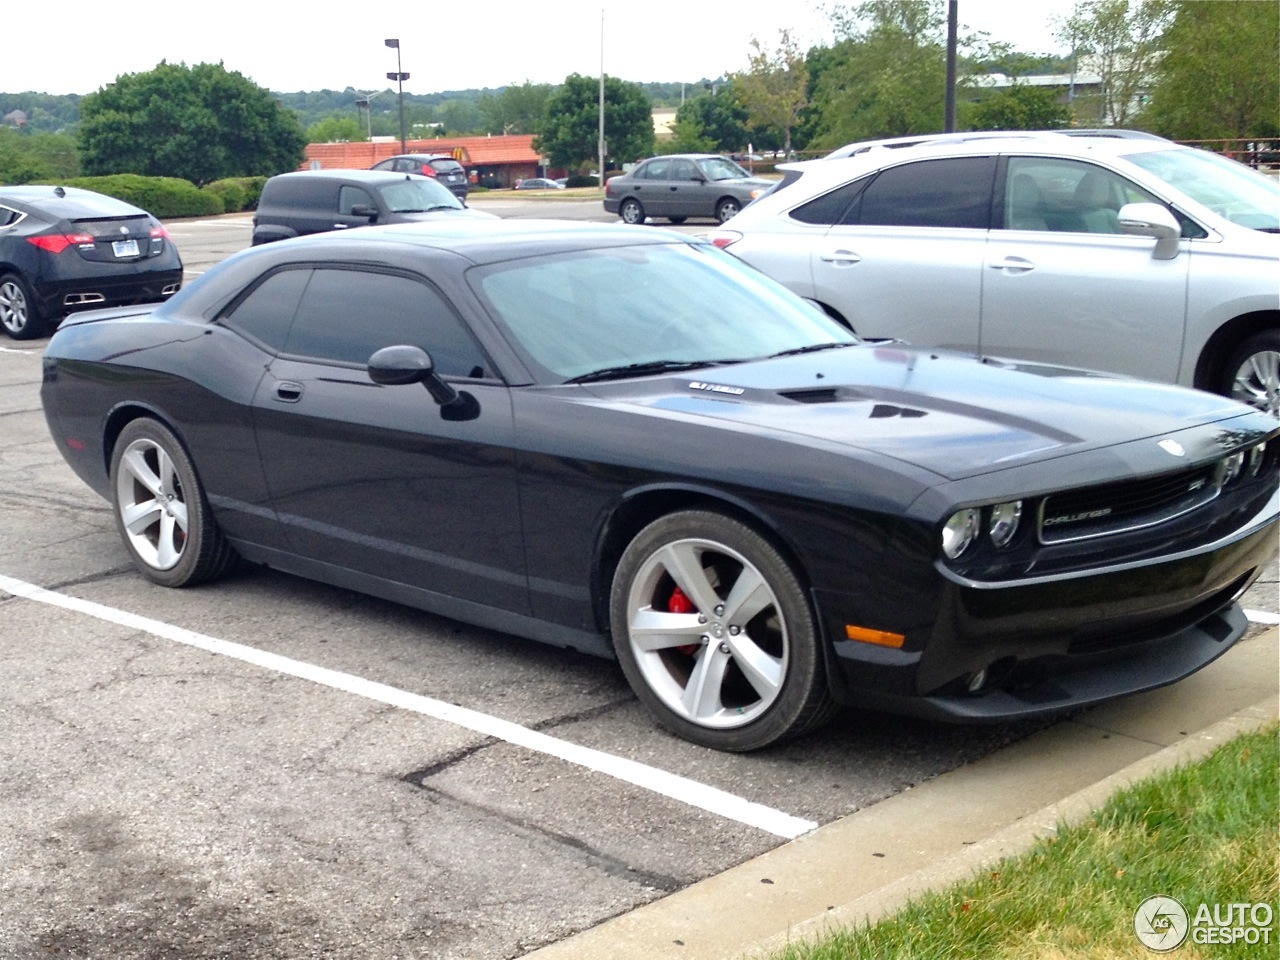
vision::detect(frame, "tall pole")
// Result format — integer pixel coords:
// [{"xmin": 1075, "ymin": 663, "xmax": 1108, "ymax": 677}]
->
[
  {"xmin": 944, "ymin": 0, "xmax": 958, "ymax": 132},
  {"xmin": 385, "ymin": 39, "xmax": 410, "ymax": 153},
  {"xmin": 598, "ymin": 10, "xmax": 606, "ymax": 189}
]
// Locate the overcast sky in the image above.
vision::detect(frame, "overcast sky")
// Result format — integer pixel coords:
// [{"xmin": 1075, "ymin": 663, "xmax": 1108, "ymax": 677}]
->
[{"xmin": 2, "ymin": 1, "xmax": 1079, "ymax": 97}]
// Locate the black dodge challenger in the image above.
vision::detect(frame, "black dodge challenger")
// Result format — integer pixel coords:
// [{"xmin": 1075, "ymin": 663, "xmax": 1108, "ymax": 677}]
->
[{"xmin": 39, "ymin": 220, "xmax": 1279, "ymax": 751}]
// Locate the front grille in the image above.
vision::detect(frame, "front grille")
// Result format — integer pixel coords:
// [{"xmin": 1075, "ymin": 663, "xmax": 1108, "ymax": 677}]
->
[{"xmin": 1038, "ymin": 463, "xmax": 1219, "ymax": 544}]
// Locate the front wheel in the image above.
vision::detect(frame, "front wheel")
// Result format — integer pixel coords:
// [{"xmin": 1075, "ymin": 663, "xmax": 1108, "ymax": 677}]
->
[
  {"xmin": 0, "ymin": 273, "xmax": 44, "ymax": 340},
  {"xmin": 715, "ymin": 198, "xmax": 741, "ymax": 223},
  {"xmin": 610, "ymin": 510, "xmax": 836, "ymax": 751},
  {"xmin": 110, "ymin": 418, "xmax": 237, "ymax": 587},
  {"xmin": 1221, "ymin": 329, "xmax": 1280, "ymax": 418},
  {"xmin": 619, "ymin": 198, "xmax": 645, "ymax": 225}
]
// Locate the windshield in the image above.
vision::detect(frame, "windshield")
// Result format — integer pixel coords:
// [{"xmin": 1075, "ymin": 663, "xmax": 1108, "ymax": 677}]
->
[
  {"xmin": 469, "ymin": 241, "xmax": 856, "ymax": 382},
  {"xmin": 1127, "ymin": 148, "xmax": 1280, "ymax": 231},
  {"xmin": 697, "ymin": 157, "xmax": 753, "ymax": 181},
  {"xmin": 377, "ymin": 177, "xmax": 463, "ymax": 213}
]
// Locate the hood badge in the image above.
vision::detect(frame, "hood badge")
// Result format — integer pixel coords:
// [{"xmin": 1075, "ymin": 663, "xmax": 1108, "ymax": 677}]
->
[
  {"xmin": 689, "ymin": 381, "xmax": 744, "ymax": 396},
  {"xmin": 1158, "ymin": 439, "xmax": 1186, "ymax": 457}
]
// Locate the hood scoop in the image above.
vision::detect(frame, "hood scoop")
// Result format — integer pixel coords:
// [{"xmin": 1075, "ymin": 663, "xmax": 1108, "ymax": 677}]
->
[
  {"xmin": 779, "ymin": 388, "xmax": 927, "ymax": 419},
  {"xmin": 779, "ymin": 387, "xmax": 843, "ymax": 404}
]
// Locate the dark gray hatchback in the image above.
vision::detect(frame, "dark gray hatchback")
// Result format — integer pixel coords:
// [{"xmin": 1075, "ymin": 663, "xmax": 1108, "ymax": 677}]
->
[
  {"xmin": 370, "ymin": 154, "xmax": 470, "ymax": 202},
  {"xmin": 251, "ymin": 169, "xmax": 493, "ymax": 246}
]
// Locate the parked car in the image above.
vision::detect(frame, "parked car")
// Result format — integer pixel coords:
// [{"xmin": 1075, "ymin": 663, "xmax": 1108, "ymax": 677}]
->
[
  {"xmin": 370, "ymin": 154, "xmax": 470, "ymax": 202},
  {"xmin": 711, "ymin": 132, "xmax": 1280, "ymax": 416},
  {"xmin": 0, "ymin": 185, "xmax": 182, "ymax": 340},
  {"xmin": 251, "ymin": 170, "xmax": 493, "ymax": 245},
  {"xmin": 40, "ymin": 220, "xmax": 1279, "ymax": 751},
  {"xmin": 604, "ymin": 154, "xmax": 774, "ymax": 224},
  {"xmin": 515, "ymin": 178, "xmax": 565, "ymax": 190}
]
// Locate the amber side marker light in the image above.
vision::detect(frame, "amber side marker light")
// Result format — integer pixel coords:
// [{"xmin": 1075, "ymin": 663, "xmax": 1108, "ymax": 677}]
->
[{"xmin": 845, "ymin": 625, "xmax": 906, "ymax": 649}]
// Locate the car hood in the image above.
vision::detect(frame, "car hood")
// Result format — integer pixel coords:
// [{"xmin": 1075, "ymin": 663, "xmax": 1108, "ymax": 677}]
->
[{"xmin": 581, "ymin": 345, "xmax": 1251, "ymax": 481}]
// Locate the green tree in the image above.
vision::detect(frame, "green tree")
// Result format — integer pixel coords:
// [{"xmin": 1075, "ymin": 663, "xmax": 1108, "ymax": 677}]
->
[
  {"xmin": 731, "ymin": 30, "xmax": 809, "ymax": 158},
  {"xmin": 670, "ymin": 91, "xmax": 750, "ymax": 154},
  {"xmin": 478, "ymin": 82, "xmax": 553, "ymax": 135},
  {"xmin": 534, "ymin": 74, "xmax": 654, "ymax": 171},
  {"xmin": 1145, "ymin": 0, "xmax": 1280, "ymax": 140},
  {"xmin": 306, "ymin": 116, "xmax": 365, "ymax": 143},
  {"xmin": 435, "ymin": 98, "xmax": 483, "ymax": 136},
  {"xmin": 0, "ymin": 128, "xmax": 80, "ymax": 183},
  {"xmin": 79, "ymin": 61, "xmax": 306, "ymax": 184},
  {"xmin": 964, "ymin": 83, "xmax": 1073, "ymax": 131},
  {"xmin": 808, "ymin": 1, "xmax": 950, "ymax": 148},
  {"xmin": 1058, "ymin": 0, "xmax": 1172, "ymax": 126}
]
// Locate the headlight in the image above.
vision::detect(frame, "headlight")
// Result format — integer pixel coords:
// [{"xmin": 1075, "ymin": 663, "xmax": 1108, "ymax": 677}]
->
[
  {"xmin": 1247, "ymin": 442, "xmax": 1267, "ymax": 477},
  {"xmin": 942, "ymin": 508, "xmax": 980, "ymax": 559},
  {"xmin": 988, "ymin": 501, "xmax": 1023, "ymax": 549},
  {"xmin": 1222, "ymin": 451, "xmax": 1245, "ymax": 485}
]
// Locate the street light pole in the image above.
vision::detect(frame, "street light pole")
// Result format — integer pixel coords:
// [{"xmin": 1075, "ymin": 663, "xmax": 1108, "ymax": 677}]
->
[{"xmin": 385, "ymin": 38, "xmax": 410, "ymax": 153}]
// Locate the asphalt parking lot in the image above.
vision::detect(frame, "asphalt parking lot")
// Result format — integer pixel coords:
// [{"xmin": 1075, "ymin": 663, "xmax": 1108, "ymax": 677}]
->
[{"xmin": 1, "ymin": 202, "xmax": 1276, "ymax": 960}]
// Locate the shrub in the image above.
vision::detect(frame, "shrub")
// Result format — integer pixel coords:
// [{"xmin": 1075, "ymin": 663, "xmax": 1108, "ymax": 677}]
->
[
  {"xmin": 564, "ymin": 174, "xmax": 599, "ymax": 188},
  {"xmin": 60, "ymin": 174, "xmax": 223, "ymax": 218},
  {"xmin": 204, "ymin": 176, "xmax": 267, "ymax": 212}
]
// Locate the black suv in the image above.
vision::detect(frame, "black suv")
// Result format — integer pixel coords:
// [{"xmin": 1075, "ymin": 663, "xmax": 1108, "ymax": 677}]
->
[
  {"xmin": 251, "ymin": 170, "xmax": 492, "ymax": 246},
  {"xmin": 370, "ymin": 154, "xmax": 470, "ymax": 202}
]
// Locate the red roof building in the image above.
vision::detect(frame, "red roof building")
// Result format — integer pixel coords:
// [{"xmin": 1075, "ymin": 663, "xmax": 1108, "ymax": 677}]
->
[{"xmin": 303, "ymin": 135, "xmax": 549, "ymax": 188}]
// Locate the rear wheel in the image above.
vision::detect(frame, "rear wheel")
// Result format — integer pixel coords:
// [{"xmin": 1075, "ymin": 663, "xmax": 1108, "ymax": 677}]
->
[
  {"xmin": 610, "ymin": 510, "xmax": 836, "ymax": 751},
  {"xmin": 110, "ymin": 418, "xmax": 237, "ymax": 587},
  {"xmin": 0, "ymin": 273, "xmax": 44, "ymax": 340},
  {"xmin": 619, "ymin": 198, "xmax": 645, "ymax": 225},
  {"xmin": 1221, "ymin": 329, "xmax": 1280, "ymax": 417}
]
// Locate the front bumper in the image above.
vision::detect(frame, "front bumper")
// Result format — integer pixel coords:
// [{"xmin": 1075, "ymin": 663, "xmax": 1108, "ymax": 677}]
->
[{"xmin": 819, "ymin": 490, "xmax": 1278, "ymax": 722}]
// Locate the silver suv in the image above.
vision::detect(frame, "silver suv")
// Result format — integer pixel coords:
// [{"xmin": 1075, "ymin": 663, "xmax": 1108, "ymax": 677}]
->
[{"xmin": 712, "ymin": 132, "xmax": 1280, "ymax": 415}]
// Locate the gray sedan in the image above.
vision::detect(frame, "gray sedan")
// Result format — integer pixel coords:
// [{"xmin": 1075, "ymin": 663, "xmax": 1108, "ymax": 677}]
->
[{"xmin": 603, "ymin": 154, "xmax": 773, "ymax": 225}]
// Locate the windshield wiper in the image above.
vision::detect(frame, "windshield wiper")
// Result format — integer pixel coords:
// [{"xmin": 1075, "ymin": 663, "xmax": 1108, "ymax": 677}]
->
[
  {"xmin": 565, "ymin": 359, "xmax": 732, "ymax": 384},
  {"xmin": 766, "ymin": 342, "xmax": 858, "ymax": 359}
]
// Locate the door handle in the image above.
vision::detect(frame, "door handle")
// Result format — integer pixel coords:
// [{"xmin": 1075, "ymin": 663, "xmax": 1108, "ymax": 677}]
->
[
  {"xmin": 273, "ymin": 381, "xmax": 303, "ymax": 403},
  {"xmin": 820, "ymin": 249, "xmax": 862, "ymax": 265},
  {"xmin": 990, "ymin": 256, "xmax": 1035, "ymax": 273}
]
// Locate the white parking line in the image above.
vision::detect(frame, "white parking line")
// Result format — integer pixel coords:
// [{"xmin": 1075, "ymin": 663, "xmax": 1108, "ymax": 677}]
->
[
  {"xmin": 0, "ymin": 573, "xmax": 816, "ymax": 840},
  {"xmin": 1245, "ymin": 608, "xmax": 1280, "ymax": 625}
]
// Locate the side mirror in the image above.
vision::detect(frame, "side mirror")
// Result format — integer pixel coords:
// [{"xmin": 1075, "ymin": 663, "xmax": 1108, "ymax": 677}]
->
[
  {"xmin": 349, "ymin": 203, "xmax": 377, "ymax": 221},
  {"xmin": 1117, "ymin": 202, "xmax": 1182, "ymax": 260},
  {"xmin": 368, "ymin": 344, "xmax": 458, "ymax": 406}
]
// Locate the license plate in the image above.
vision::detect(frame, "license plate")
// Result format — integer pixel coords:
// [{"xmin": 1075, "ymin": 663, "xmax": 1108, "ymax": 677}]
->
[{"xmin": 112, "ymin": 239, "xmax": 139, "ymax": 258}]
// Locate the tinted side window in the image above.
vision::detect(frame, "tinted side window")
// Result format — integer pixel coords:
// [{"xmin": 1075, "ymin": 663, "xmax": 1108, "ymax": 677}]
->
[
  {"xmin": 790, "ymin": 178, "xmax": 869, "ymax": 225},
  {"xmin": 283, "ymin": 268, "xmax": 488, "ymax": 378},
  {"xmin": 857, "ymin": 157, "xmax": 996, "ymax": 229},
  {"xmin": 221, "ymin": 268, "xmax": 311, "ymax": 350},
  {"xmin": 338, "ymin": 186, "xmax": 375, "ymax": 215}
]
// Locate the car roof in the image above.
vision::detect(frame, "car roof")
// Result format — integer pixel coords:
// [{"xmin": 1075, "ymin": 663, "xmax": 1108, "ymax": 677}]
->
[
  {"xmin": 377, "ymin": 154, "xmax": 459, "ymax": 163},
  {"xmin": 824, "ymin": 128, "xmax": 1171, "ymax": 159},
  {"xmin": 267, "ymin": 168, "xmax": 437, "ymax": 185}
]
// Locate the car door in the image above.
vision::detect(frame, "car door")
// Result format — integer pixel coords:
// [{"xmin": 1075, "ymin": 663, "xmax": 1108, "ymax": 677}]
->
[
  {"xmin": 979, "ymin": 156, "xmax": 1189, "ymax": 382},
  {"xmin": 667, "ymin": 158, "xmax": 707, "ymax": 219},
  {"xmin": 250, "ymin": 263, "xmax": 529, "ymax": 614},
  {"xmin": 811, "ymin": 155, "xmax": 994, "ymax": 348},
  {"xmin": 631, "ymin": 158, "xmax": 674, "ymax": 217}
]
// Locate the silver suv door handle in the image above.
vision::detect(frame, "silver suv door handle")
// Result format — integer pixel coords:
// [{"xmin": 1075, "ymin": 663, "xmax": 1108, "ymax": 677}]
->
[
  {"xmin": 990, "ymin": 256, "xmax": 1035, "ymax": 273},
  {"xmin": 820, "ymin": 249, "xmax": 862, "ymax": 264}
]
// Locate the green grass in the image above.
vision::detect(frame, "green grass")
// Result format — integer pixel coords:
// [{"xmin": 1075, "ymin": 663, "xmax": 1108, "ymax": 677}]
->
[{"xmin": 771, "ymin": 725, "xmax": 1279, "ymax": 960}]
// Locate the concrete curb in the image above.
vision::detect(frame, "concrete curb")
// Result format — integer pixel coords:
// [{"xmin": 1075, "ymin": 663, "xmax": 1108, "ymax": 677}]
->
[{"xmin": 525, "ymin": 628, "xmax": 1278, "ymax": 960}]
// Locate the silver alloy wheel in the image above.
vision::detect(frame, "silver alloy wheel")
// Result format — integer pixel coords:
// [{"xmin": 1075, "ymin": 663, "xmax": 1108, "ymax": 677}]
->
[
  {"xmin": 716, "ymin": 198, "xmax": 740, "ymax": 223},
  {"xmin": 624, "ymin": 536, "xmax": 788, "ymax": 730},
  {"xmin": 620, "ymin": 199, "xmax": 644, "ymax": 225},
  {"xmin": 1231, "ymin": 348, "xmax": 1280, "ymax": 417},
  {"xmin": 114, "ymin": 436, "xmax": 190, "ymax": 570},
  {"xmin": 0, "ymin": 279, "xmax": 30, "ymax": 335}
]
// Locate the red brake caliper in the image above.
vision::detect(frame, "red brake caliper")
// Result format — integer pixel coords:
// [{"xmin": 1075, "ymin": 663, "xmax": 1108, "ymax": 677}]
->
[{"xmin": 667, "ymin": 586, "xmax": 700, "ymax": 655}]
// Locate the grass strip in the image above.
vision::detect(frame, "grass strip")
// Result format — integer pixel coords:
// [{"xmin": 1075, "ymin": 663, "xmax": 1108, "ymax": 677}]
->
[{"xmin": 771, "ymin": 724, "xmax": 1278, "ymax": 960}]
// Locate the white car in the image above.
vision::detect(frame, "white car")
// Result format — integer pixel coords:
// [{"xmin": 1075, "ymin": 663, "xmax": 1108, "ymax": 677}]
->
[{"xmin": 711, "ymin": 131, "xmax": 1280, "ymax": 415}]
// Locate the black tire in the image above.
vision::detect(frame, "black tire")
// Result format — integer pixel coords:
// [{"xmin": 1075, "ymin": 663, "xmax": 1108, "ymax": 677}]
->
[
  {"xmin": 619, "ymin": 198, "xmax": 645, "ymax": 225},
  {"xmin": 715, "ymin": 198, "xmax": 741, "ymax": 224},
  {"xmin": 609, "ymin": 510, "xmax": 836, "ymax": 751},
  {"xmin": 667, "ymin": 216, "xmax": 687, "ymax": 225},
  {"xmin": 0, "ymin": 272, "xmax": 45, "ymax": 340},
  {"xmin": 109, "ymin": 418, "xmax": 237, "ymax": 587},
  {"xmin": 1219, "ymin": 329, "xmax": 1280, "ymax": 417}
]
